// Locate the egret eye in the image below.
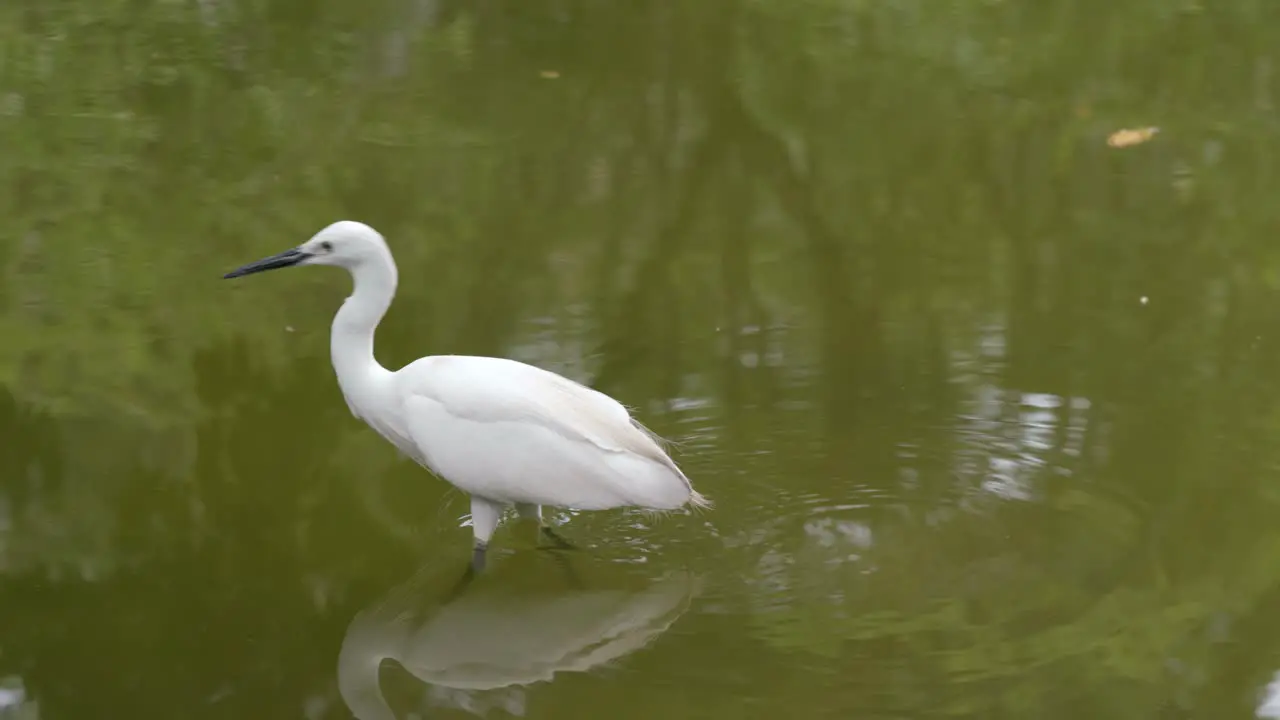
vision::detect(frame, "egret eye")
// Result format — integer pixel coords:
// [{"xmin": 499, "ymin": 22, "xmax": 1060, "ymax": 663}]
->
[{"xmin": 320, "ymin": 241, "xmax": 333, "ymax": 252}]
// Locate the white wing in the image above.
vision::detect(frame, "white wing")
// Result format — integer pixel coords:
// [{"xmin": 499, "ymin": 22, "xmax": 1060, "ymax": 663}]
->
[{"xmin": 391, "ymin": 355, "xmax": 707, "ymax": 511}]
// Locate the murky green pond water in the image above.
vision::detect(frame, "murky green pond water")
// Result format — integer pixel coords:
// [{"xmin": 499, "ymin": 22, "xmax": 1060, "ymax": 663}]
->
[{"xmin": 4, "ymin": 1, "xmax": 1280, "ymax": 718}]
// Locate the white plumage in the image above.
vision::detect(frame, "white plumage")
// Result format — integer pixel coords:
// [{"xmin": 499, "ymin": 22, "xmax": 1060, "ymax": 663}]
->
[{"xmin": 224, "ymin": 220, "xmax": 709, "ymax": 568}]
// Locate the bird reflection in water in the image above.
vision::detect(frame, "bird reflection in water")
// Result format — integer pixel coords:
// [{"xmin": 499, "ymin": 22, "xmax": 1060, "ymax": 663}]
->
[{"xmin": 337, "ymin": 553, "xmax": 699, "ymax": 719}]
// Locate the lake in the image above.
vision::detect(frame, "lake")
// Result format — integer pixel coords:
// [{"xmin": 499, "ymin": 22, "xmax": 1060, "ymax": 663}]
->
[{"xmin": 2, "ymin": 1, "xmax": 1280, "ymax": 718}]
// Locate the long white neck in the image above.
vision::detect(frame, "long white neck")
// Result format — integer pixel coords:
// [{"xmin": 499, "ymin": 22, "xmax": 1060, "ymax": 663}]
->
[{"xmin": 331, "ymin": 253, "xmax": 398, "ymax": 396}]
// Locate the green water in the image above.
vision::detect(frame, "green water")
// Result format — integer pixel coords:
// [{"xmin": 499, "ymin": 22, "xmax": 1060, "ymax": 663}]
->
[{"xmin": 4, "ymin": 1, "xmax": 1280, "ymax": 718}]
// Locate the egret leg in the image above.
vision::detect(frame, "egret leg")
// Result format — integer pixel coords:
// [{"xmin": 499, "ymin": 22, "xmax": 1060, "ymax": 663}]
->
[
  {"xmin": 549, "ymin": 549, "xmax": 584, "ymax": 589},
  {"xmin": 516, "ymin": 502, "xmax": 577, "ymax": 551},
  {"xmin": 541, "ymin": 526, "xmax": 578, "ymax": 551},
  {"xmin": 514, "ymin": 505, "xmax": 583, "ymax": 585},
  {"xmin": 470, "ymin": 497, "xmax": 503, "ymax": 572},
  {"xmin": 446, "ymin": 563, "xmax": 477, "ymax": 601}
]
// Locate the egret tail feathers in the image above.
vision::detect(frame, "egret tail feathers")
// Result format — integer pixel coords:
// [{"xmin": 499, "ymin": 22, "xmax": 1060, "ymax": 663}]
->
[{"xmin": 687, "ymin": 489, "xmax": 713, "ymax": 512}]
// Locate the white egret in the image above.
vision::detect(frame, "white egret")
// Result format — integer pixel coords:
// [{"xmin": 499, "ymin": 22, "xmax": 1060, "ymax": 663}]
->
[{"xmin": 223, "ymin": 221, "xmax": 710, "ymax": 570}]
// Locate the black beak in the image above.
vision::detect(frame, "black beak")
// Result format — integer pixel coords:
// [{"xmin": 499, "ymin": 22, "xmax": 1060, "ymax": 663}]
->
[{"xmin": 223, "ymin": 247, "xmax": 309, "ymax": 279}]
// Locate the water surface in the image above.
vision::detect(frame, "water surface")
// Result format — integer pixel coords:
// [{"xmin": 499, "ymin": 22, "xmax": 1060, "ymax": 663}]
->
[{"xmin": 3, "ymin": 1, "xmax": 1280, "ymax": 718}]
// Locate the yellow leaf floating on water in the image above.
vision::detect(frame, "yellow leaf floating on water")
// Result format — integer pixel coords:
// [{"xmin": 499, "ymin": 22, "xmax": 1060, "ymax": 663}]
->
[
  {"xmin": 539, "ymin": 70, "xmax": 561, "ymax": 79},
  {"xmin": 1107, "ymin": 126, "xmax": 1159, "ymax": 148}
]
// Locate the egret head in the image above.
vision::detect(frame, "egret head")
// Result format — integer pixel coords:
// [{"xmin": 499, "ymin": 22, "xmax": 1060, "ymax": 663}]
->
[{"xmin": 223, "ymin": 221, "xmax": 390, "ymax": 279}]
